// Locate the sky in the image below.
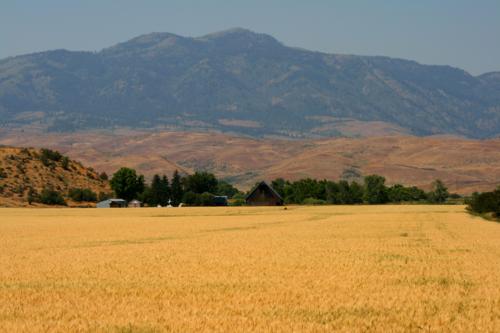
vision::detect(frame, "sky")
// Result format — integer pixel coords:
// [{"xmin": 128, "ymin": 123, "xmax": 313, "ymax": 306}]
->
[{"xmin": 1, "ymin": 0, "xmax": 499, "ymax": 75}]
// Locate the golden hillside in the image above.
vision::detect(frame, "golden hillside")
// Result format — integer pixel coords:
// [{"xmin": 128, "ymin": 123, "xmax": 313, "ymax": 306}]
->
[
  {"xmin": 0, "ymin": 130, "xmax": 499, "ymax": 194},
  {"xmin": 0, "ymin": 147, "xmax": 110, "ymax": 207}
]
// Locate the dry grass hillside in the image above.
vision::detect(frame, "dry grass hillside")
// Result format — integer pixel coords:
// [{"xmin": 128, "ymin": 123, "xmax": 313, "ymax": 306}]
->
[
  {"xmin": 0, "ymin": 147, "xmax": 110, "ymax": 207},
  {"xmin": 0, "ymin": 130, "xmax": 499, "ymax": 194}
]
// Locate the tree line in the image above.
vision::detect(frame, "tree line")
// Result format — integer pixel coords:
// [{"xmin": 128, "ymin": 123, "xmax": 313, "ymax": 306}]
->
[
  {"xmin": 467, "ymin": 188, "xmax": 500, "ymax": 220},
  {"xmin": 109, "ymin": 168, "xmax": 241, "ymax": 206},
  {"xmin": 270, "ymin": 176, "xmax": 451, "ymax": 205}
]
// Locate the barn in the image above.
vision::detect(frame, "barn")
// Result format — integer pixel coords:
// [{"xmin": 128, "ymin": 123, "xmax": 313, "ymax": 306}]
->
[
  {"xmin": 96, "ymin": 199, "xmax": 127, "ymax": 208},
  {"xmin": 246, "ymin": 181, "xmax": 284, "ymax": 206}
]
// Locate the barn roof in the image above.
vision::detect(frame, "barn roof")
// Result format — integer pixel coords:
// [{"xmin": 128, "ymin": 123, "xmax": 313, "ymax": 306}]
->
[{"xmin": 246, "ymin": 181, "xmax": 283, "ymax": 201}]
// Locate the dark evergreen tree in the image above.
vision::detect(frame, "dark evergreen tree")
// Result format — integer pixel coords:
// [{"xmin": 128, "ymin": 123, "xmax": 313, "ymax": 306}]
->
[
  {"xmin": 363, "ymin": 175, "xmax": 389, "ymax": 204},
  {"xmin": 428, "ymin": 179, "xmax": 449, "ymax": 203},
  {"xmin": 171, "ymin": 170, "xmax": 183, "ymax": 206},
  {"xmin": 348, "ymin": 181, "xmax": 364, "ymax": 204},
  {"xmin": 159, "ymin": 175, "xmax": 171, "ymax": 206}
]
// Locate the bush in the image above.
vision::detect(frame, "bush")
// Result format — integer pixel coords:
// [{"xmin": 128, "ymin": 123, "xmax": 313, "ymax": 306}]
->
[
  {"xmin": 468, "ymin": 189, "xmax": 500, "ymax": 217},
  {"xmin": 0, "ymin": 167, "xmax": 6, "ymax": 179},
  {"xmin": 40, "ymin": 188, "xmax": 66, "ymax": 206},
  {"xmin": 61, "ymin": 156, "xmax": 70, "ymax": 170},
  {"xmin": 182, "ymin": 191, "xmax": 215, "ymax": 206},
  {"xmin": 98, "ymin": 191, "xmax": 112, "ymax": 202},
  {"xmin": 302, "ymin": 197, "xmax": 327, "ymax": 205},
  {"xmin": 40, "ymin": 148, "xmax": 62, "ymax": 162},
  {"xmin": 68, "ymin": 188, "xmax": 97, "ymax": 202},
  {"xmin": 230, "ymin": 198, "xmax": 246, "ymax": 206}
]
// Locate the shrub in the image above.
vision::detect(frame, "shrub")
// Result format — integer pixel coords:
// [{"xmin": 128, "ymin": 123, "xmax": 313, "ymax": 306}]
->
[
  {"xmin": 40, "ymin": 188, "xmax": 66, "ymax": 206},
  {"xmin": 68, "ymin": 188, "xmax": 97, "ymax": 202},
  {"xmin": 98, "ymin": 192, "xmax": 112, "ymax": 202},
  {"xmin": 0, "ymin": 167, "xmax": 6, "ymax": 179},
  {"xmin": 61, "ymin": 156, "xmax": 70, "ymax": 170},
  {"xmin": 468, "ymin": 189, "xmax": 500, "ymax": 217},
  {"xmin": 302, "ymin": 197, "xmax": 327, "ymax": 205},
  {"xmin": 40, "ymin": 148, "xmax": 62, "ymax": 162},
  {"xmin": 27, "ymin": 188, "xmax": 39, "ymax": 204},
  {"xmin": 230, "ymin": 198, "xmax": 246, "ymax": 206}
]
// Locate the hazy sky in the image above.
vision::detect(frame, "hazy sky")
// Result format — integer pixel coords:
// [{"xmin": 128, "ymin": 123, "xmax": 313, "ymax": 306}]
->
[{"xmin": 1, "ymin": 0, "xmax": 499, "ymax": 75}]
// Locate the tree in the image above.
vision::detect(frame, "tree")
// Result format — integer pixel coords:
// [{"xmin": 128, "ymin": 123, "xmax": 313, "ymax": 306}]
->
[
  {"xmin": 170, "ymin": 170, "xmax": 183, "ymax": 206},
  {"xmin": 40, "ymin": 188, "xmax": 66, "ymax": 205},
  {"xmin": 468, "ymin": 189, "xmax": 500, "ymax": 216},
  {"xmin": 110, "ymin": 167, "xmax": 145, "ymax": 202},
  {"xmin": 271, "ymin": 178, "xmax": 286, "ymax": 198},
  {"xmin": 348, "ymin": 181, "xmax": 364, "ymax": 204},
  {"xmin": 216, "ymin": 180, "xmax": 240, "ymax": 198},
  {"xmin": 148, "ymin": 174, "xmax": 162, "ymax": 206},
  {"xmin": 184, "ymin": 171, "xmax": 218, "ymax": 194},
  {"xmin": 326, "ymin": 181, "xmax": 341, "ymax": 204},
  {"xmin": 159, "ymin": 175, "xmax": 171, "ymax": 206},
  {"xmin": 68, "ymin": 188, "xmax": 97, "ymax": 202},
  {"xmin": 27, "ymin": 188, "xmax": 38, "ymax": 204},
  {"xmin": 363, "ymin": 175, "xmax": 389, "ymax": 204},
  {"xmin": 61, "ymin": 156, "xmax": 70, "ymax": 170},
  {"xmin": 428, "ymin": 179, "xmax": 449, "ymax": 203}
]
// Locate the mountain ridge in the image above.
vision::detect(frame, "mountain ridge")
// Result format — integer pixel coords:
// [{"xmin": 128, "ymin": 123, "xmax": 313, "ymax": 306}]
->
[{"xmin": 0, "ymin": 28, "xmax": 499, "ymax": 138}]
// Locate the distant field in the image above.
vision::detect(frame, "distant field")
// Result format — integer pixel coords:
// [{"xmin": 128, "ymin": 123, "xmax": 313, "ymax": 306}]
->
[{"xmin": 1, "ymin": 206, "xmax": 500, "ymax": 332}]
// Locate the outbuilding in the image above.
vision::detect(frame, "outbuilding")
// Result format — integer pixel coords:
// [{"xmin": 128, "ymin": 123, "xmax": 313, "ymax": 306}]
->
[
  {"xmin": 213, "ymin": 196, "xmax": 228, "ymax": 206},
  {"xmin": 246, "ymin": 181, "xmax": 284, "ymax": 206},
  {"xmin": 96, "ymin": 199, "xmax": 127, "ymax": 208},
  {"xmin": 128, "ymin": 199, "xmax": 142, "ymax": 208}
]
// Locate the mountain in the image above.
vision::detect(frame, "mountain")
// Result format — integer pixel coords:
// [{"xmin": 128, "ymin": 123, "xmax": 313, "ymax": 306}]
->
[
  {"xmin": 1, "ymin": 130, "xmax": 499, "ymax": 194},
  {"xmin": 0, "ymin": 28, "xmax": 499, "ymax": 138},
  {"xmin": 0, "ymin": 146, "xmax": 110, "ymax": 207}
]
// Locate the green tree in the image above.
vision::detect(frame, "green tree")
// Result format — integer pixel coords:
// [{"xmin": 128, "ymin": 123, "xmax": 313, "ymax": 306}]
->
[
  {"xmin": 148, "ymin": 174, "xmax": 162, "ymax": 206},
  {"xmin": 468, "ymin": 189, "xmax": 500, "ymax": 216},
  {"xmin": 216, "ymin": 180, "xmax": 240, "ymax": 198},
  {"xmin": 68, "ymin": 188, "xmax": 97, "ymax": 202},
  {"xmin": 363, "ymin": 175, "xmax": 389, "ymax": 204},
  {"xmin": 184, "ymin": 171, "xmax": 218, "ymax": 194},
  {"xmin": 326, "ymin": 181, "xmax": 341, "ymax": 204},
  {"xmin": 40, "ymin": 188, "xmax": 66, "ymax": 206},
  {"xmin": 159, "ymin": 175, "xmax": 171, "ymax": 206},
  {"xmin": 428, "ymin": 179, "xmax": 449, "ymax": 203},
  {"xmin": 110, "ymin": 167, "xmax": 145, "ymax": 202},
  {"xmin": 271, "ymin": 178, "xmax": 287, "ymax": 198},
  {"xmin": 61, "ymin": 156, "xmax": 70, "ymax": 170},
  {"xmin": 348, "ymin": 181, "xmax": 364, "ymax": 204},
  {"xmin": 170, "ymin": 170, "xmax": 183, "ymax": 206}
]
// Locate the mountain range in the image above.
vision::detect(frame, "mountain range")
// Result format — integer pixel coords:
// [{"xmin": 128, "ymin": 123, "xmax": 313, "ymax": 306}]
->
[{"xmin": 0, "ymin": 28, "xmax": 499, "ymax": 138}]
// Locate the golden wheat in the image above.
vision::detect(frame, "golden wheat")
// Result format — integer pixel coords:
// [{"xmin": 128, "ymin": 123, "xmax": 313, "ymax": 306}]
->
[{"xmin": 1, "ymin": 205, "xmax": 500, "ymax": 332}]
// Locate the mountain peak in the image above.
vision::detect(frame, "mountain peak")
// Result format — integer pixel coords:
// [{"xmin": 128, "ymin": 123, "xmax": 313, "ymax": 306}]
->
[
  {"xmin": 200, "ymin": 27, "xmax": 257, "ymax": 38},
  {"xmin": 197, "ymin": 27, "xmax": 282, "ymax": 50}
]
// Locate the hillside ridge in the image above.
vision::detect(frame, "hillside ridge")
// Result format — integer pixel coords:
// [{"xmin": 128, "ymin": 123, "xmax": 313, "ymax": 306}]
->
[
  {"xmin": 0, "ymin": 146, "xmax": 110, "ymax": 207},
  {"xmin": 0, "ymin": 28, "xmax": 499, "ymax": 138}
]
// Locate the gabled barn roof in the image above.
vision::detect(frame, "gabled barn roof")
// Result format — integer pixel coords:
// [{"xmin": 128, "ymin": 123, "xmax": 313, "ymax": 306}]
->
[{"xmin": 246, "ymin": 181, "xmax": 283, "ymax": 201}]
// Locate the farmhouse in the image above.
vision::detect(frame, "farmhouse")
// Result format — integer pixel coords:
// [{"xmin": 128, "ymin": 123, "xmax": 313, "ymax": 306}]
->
[
  {"xmin": 246, "ymin": 181, "xmax": 284, "ymax": 206},
  {"xmin": 96, "ymin": 199, "xmax": 127, "ymax": 208}
]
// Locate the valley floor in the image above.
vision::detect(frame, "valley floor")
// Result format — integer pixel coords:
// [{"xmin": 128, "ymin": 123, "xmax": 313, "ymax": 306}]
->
[{"xmin": 1, "ymin": 206, "xmax": 500, "ymax": 332}]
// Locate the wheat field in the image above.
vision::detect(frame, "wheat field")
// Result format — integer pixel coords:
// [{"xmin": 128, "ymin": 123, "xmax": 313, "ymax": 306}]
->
[{"xmin": 1, "ymin": 205, "xmax": 500, "ymax": 332}]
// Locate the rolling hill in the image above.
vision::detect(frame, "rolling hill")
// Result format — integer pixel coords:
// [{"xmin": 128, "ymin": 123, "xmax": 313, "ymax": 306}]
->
[
  {"xmin": 0, "ymin": 28, "xmax": 499, "ymax": 138},
  {"xmin": 0, "ymin": 146, "xmax": 110, "ymax": 207},
  {"xmin": 1, "ymin": 130, "xmax": 498, "ymax": 194}
]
